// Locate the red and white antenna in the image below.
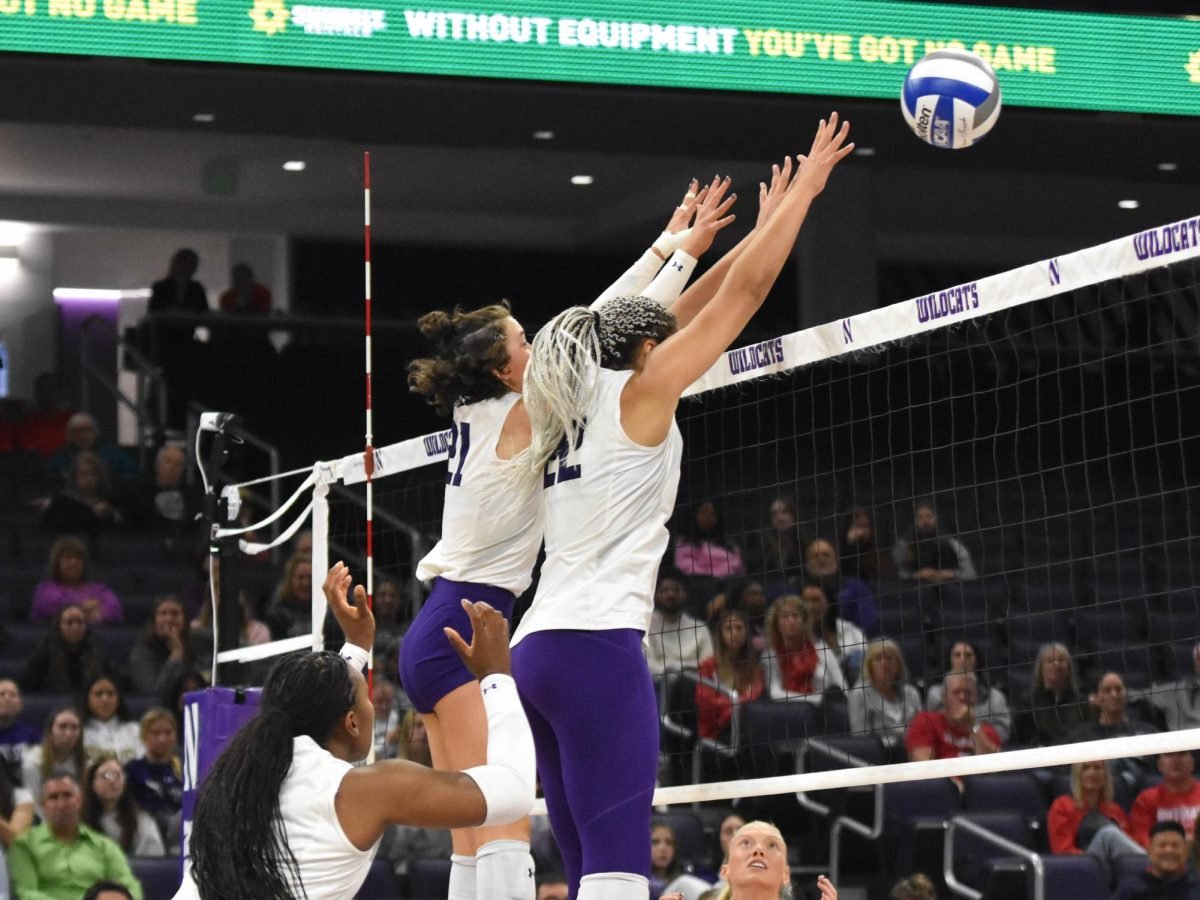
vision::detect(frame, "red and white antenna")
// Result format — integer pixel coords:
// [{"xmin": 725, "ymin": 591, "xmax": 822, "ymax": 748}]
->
[{"xmin": 363, "ymin": 151, "xmax": 375, "ymax": 687}]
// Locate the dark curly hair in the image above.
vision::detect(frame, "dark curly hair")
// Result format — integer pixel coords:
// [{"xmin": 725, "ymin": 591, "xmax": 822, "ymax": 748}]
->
[{"xmin": 407, "ymin": 302, "xmax": 515, "ymax": 415}]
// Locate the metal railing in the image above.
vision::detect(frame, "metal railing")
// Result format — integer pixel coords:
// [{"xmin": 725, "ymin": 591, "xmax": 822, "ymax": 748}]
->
[
  {"xmin": 79, "ymin": 313, "xmax": 166, "ymax": 470},
  {"xmin": 795, "ymin": 739, "xmax": 884, "ymax": 884},
  {"xmin": 944, "ymin": 815, "xmax": 1043, "ymax": 900}
]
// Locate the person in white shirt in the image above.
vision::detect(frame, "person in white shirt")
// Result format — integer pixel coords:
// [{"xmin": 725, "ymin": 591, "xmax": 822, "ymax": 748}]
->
[
  {"xmin": 177, "ymin": 562, "xmax": 536, "ymax": 900},
  {"xmin": 646, "ymin": 572, "xmax": 714, "ymax": 677},
  {"xmin": 512, "ymin": 115, "xmax": 854, "ymax": 900},
  {"xmin": 81, "ymin": 677, "xmax": 142, "ymax": 765}
]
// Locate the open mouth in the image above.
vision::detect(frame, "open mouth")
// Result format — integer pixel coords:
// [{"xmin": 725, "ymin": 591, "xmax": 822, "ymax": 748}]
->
[{"xmin": 748, "ymin": 861, "xmax": 767, "ymax": 870}]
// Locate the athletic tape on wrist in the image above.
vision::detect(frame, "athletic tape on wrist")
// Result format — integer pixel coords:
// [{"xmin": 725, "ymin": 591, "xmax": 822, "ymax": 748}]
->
[
  {"xmin": 652, "ymin": 228, "xmax": 691, "ymax": 259},
  {"xmin": 339, "ymin": 642, "xmax": 370, "ymax": 672}
]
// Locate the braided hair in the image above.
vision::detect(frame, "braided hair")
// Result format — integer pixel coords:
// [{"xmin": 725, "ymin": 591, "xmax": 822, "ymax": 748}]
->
[
  {"xmin": 523, "ymin": 296, "xmax": 677, "ymax": 483},
  {"xmin": 408, "ymin": 302, "xmax": 514, "ymax": 415},
  {"xmin": 188, "ymin": 651, "xmax": 358, "ymax": 900}
]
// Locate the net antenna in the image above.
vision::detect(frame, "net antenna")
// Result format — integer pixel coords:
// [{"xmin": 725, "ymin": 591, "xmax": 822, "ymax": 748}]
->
[{"xmin": 363, "ymin": 150, "xmax": 376, "ymax": 692}]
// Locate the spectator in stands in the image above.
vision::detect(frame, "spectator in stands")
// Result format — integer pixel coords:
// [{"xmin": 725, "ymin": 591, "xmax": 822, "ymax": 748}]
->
[
  {"xmin": 190, "ymin": 583, "xmax": 270, "ymax": 662},
  {"xmin": 80, "ymin": 677, "xmax": 142, "ymax": 765},
  {"xmin": 0, "ymin": 679, "xmax": 41, "ymax": 785},
  {"xmin": 22, "ymin": 605, "xmax": 112, "ymax": 695},
  {"xmin": 847, "ymin": 639, "xmax": 922, "ymax": 753},
  {"xmin": 46, "ymin": 412, "xmax": 138, "ymax": 482},
  {"xmin": 21, "ymin": 707, "xmax": 87, "ymax": 814},
  {"xmin": 1130, "ymin": 752, "xmax": 1200, "ymax": 848},
  {"xmin": 370, "ymin": 679, "xmax": 401, "ymax": 760},
  {"xmin": 839, "ymin": 505, "xmax": 894, "ymax": 583},
  {"xmin": 30, "ymin": 537, "xmax": 123, "ymax": 625},
  {"xmin": 218, "ymin": 263, "xmax": 271, "ymax": 315},
  {"xmin": 892, "ymin": 498, "xmax": 976, "ymax": 584},
  {"xmin": 1015, "ymin": 642, "xmax": 1090, "ymax": 746},
  {"xmin": 536, "ymin": 875, "xmax": 570, "ymax": 900},
  {"xmin": 705, "ymin": 812, "xmax": 746, "ymax": 894},
  {"xmin": 147, "ymin": 247, "xmax": 208, "ymax": 432},
  {"xmin": 924, "ymin": 640, "xmax": 1013, "ymax": 742},
  {"xmin": 1047, "ymin": 761, "xmax": 1145, "ymax": 882},
  {"xmin": 377, "ymin": 709, "xmax": 454, "ymax": 878},
  {"xmin": 82, "ymin": 881, "xmax": 135, "ymax": 900},
  {"xmin": 647, "ymin": 571, "xmax": 715, "ymax": 677},
  {"xmin": 905, "ymin": 672, "xmax": 1001, "ymax": 761},
  {"xmin": 7, "ymin": 771, "xmax": 143, "ymax": 900},
  {"xmin": 82, "ymin": 755, "xmax": 164, "ymax": 857},
  {"xmin": 803, "ymin": 537, "xmax": 880, "ymax": 636},
  {"xmin": 749, "ymin": 496, "xmax": 805, "ymax": 583},
  {"xmin": 1136, "ymin": 642, "xmax": 1200, "ymax": 733},
  {"xmin": 696, "ymin": 609, "xmax": 765, "ymax": 741},
  {"xmin": 761, "ymin": 593, "xmax": 847, "ymax": 703},
  {"xmin": 1111, "ymin": 821, "xmax": 1198, "ymax": 900},
  {"xmin": 650, "ymin": 819, "xmax": 712, "ymax": 900},
  {"xmin": 123, "ymin": 709, "xmax": 182, "ymax": 848},
  {"xmin": 128, "ymin": 596, "xmax": 204, "ymax": 696},
  {"xmin": 800, "ymin": 581, "xmax": 867, "ymax": 677},
  {"xmin": 127, "ymin": 444, "xmax": 200, "ymax": 538},
  {"xmin": 372, "ymin": 575, "xmax": 406, "ymax": 669},
  {"xmin": 889, "ymin": 874, "xmax": 936, "ymax": 900},
  {"xmin": 41, "ymin": 451, "xmax": 124, "ymax": 537},
  {"xmin": 673, "ymin": 500, "xmax": 746, "ymax": 580},
  {"xmin": 159, "ymin": 669, "xmax": 208, "ymax": 735},
  {"xmin": 0, "ymin": 761, "xmax": 34, "ymax": 848},
  {"xmin": 265, "ymin": 551, "xmax": 313, "ymax": 640},
  {"xmin": 705, "ymin": 578, "xmax": 768, "ymax": 645},
  {"xmin": 1068, "ymin": 672, "xmax": 1159, "ymax": 745},
  {"xmin": 16, "ymin": 372, "xmax": 74, "ymax": 458}
]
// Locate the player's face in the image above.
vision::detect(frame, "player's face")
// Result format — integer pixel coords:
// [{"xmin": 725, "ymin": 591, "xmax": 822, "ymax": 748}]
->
[
  {"xmin": 495, "ymin": 317, "xmax": 531, "ymax": 391},
  {"xmin": 347, "ymin": 668, "xmax": 375, "ymax": 761},
  {"xmin": 721, "ymin": 823, "xmax": 789, "ymax": 893}
]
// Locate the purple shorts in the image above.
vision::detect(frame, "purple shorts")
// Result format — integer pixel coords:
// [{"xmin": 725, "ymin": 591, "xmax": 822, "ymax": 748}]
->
[{"xmin": 398, "ymin": 577, "xmax": 516, "ymax": 713}]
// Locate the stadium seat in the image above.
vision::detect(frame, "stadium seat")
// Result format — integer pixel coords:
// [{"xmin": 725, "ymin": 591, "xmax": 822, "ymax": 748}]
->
[
  {"xmin": 18, "ymin": 692, "xmax": 74, "ymax": 730},
  {"xmin": 1075, "ymin": 605, "xmax": 1149, "ymax": 649},
  {"xmin": 963, "ymin": 772, "xmax": 1048, "ymax": 848},
  {"xmin": 654, "ymin": 810, "xmax": 709, "ymax": 871},
  {"xmin": 883, "ymin": 777, "xmax": 960, "ymax": 883},
  {"xmin": 130, "ymin": 856, "xmax": 183, "ymax": 900},
  {"xmin": 1041, "ymin": 853, "xmax": 1110, "ymax": 900},
  {"xmin": 356, "ymin": 858, "xmax": 402, "ymax": 899},
  {"xmin": 948, "ymin": 811, "xmax": 1033, "ymax": 892},
  {"xmin": 406, "ymin": 858, "xmax": 451, "ymax": 900}
]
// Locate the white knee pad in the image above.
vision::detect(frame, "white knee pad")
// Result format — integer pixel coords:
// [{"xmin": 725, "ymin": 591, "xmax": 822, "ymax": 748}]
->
[
  {"xmin": 476, "ymin": 839, "xmax": 535, "ymax": 900},
  {"xmin": 449, "ymin": 853, "xmax": 478, "ymax": 900},
  {"xmin": 577, "ymin": 872, "xmax": 650, "ymax": 900}
]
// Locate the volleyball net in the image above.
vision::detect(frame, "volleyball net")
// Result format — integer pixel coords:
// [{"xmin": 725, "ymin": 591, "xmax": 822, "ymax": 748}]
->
[{"xmin": 216, "ymin": 216, "xmax": 1200, "ymax": 815}]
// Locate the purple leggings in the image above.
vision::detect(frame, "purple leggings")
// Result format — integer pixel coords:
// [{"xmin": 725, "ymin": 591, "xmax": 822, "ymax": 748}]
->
[{"xmin": 511, "ymin": 629, "xmax": 659, "ymax": 894}]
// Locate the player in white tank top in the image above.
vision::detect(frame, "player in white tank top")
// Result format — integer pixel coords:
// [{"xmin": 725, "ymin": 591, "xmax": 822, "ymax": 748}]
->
[
  {"xmin": 403, "ymin": 183, "xmax": 718, "ymax": 900},
  {"xmin": 177, "ymin": 563, "xmax": 536, "ymax": 900},
  {"xmin": 513, "ymin": 118, "xmax": 856, "ymax": 900}
]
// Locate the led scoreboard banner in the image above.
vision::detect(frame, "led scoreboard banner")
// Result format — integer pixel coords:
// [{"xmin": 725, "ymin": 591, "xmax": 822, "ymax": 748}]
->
[{"xmin": 0, "ymin": 0, "xmax": 1197, "ymax": 117}]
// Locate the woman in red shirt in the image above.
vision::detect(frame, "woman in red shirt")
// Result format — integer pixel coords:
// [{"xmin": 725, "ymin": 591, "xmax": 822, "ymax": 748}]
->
[
  {"xmin": 1047, "ymin": 760, "xmax": 1145, "ymax": 881},
  {"xmin": 696, "ymin": 609, "xmax": 764, "ymax": 740}
]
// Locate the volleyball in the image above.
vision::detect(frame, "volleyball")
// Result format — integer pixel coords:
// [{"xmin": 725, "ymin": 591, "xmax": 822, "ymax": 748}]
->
[{"xmin": 901, "ymin": 48, "xmax": 1002, "ymax": 149}]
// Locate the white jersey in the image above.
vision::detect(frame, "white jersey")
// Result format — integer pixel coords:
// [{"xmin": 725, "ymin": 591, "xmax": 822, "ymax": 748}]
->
[
  {"xmin": 173, "ymin": 736, "xmax": 378, "ymax": 900},
  {"xmin": 417, "ymin": 393, "xmax": 544, "ymax": 595},
  {"xmin": 512, "ymin": 368, "xmax": 683, "ymax": 643}
]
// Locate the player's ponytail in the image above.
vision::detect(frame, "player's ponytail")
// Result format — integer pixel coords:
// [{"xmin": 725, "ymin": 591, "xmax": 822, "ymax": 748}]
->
[
  {"xmin": 188, "ymin": 651, "xmax": 357, "ymax": 900},
  {"xmin": 523, "ymin": 305, "xmax": 602, "ymax": 482}
]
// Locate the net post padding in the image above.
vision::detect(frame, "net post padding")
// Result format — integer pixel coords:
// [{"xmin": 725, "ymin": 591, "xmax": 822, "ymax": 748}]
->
[{"xmin": 530, "ymin": 728, "xmax": 1200, "ymax": 815}]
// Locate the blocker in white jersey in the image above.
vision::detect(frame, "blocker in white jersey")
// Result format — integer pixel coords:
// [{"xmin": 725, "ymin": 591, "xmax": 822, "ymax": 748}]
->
[
  {"xmin": 416, "ymin": 392, "xmax": 544, "ymax": 597},
  {"xmin": 511, "ymin": 367, "xmax": 682, "ymax": 643}
]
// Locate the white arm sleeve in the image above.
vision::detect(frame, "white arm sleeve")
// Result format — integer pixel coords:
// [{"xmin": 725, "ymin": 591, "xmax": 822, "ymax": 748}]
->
[
  {"xmin": 590, "ymin": 248, "xmax": 663, "ymax": 310},
  {"xmin": 461, "ymin": 674, "xmax": 536, "ymax": 826},
  {"xmin": 641, "ymin": 251, "xmax": 697, "ymax": 309}
]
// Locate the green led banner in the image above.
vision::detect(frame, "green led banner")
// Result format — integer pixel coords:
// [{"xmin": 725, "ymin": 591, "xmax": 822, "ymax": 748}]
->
[{"xmin": 1, "ymin": 0, "xmax": 1198, "ymax": 116}]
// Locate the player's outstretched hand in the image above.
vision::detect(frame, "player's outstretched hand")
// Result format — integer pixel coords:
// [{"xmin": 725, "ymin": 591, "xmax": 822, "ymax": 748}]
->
[
  {"xmin": 756, "ymin": 156, "xmax": 794, "ymax": 230},
  {"xmin": 817, "ymin": 875, "xmax": 838, "ymax": 900},
  {"xmin": 445, "ymin": 600, "xmax": 512, "ymax": 679},
  {"xmin": 679, "ymin": 174, "xmax": 737, "ymax": 259},
  {"xmin": 323, "ymin": 561, "xmax": 375, "ymax": 651},
  {"xmin": 664, "ymin": 178, "xmax": 702, "ymax": 235},
  {"xmin": 793, "ymin": 112, "xmax": 854, "ymax": 197}
]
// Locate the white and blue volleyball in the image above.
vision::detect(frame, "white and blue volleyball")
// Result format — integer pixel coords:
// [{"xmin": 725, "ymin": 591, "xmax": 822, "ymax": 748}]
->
[{"xmin": 901, "ymin": 48, "xmax": 1002, "ymax": 149}]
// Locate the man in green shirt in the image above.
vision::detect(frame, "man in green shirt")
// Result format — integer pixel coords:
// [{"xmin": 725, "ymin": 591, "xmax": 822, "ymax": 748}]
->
[{"xmin": 8, "ymin": 772, "xmax": 143, "ymax": 900}]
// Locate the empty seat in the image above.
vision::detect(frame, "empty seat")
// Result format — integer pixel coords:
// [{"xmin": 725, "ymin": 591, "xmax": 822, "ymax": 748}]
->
[
  {"xmin": 356, "ymin": 858, "xmax": 402, "ymax": 899},
  {"xmin": 406, "ymin": 858, "xmax": 451, "ymax": 900},
  {"xmin": 130, "ymin": 855, "xmax": 183, "ymax": 900},
  {"xmin": 1041, "ymin": 853, "xmax": 1109, "ymax": 900},
  {"xmin": 963, "ymin": 772, "xmax": 1048, "ymax": 839},
  {"xmin": 950, "ymin": 811, "xmax": 1034, "ymax": 892}
]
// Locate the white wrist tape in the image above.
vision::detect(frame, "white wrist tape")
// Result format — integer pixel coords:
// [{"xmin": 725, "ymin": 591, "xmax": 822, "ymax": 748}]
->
[
  {"xmin": 652, "ymin": 229, "xmax": 691, "ymax": 259},
  {"xmin": 339, "ymin": 642, "xmax": 370, "ymax": 672},
  {"xmin": 462, "ymin": 674, "xmax": 536, "ymax": 826}
]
